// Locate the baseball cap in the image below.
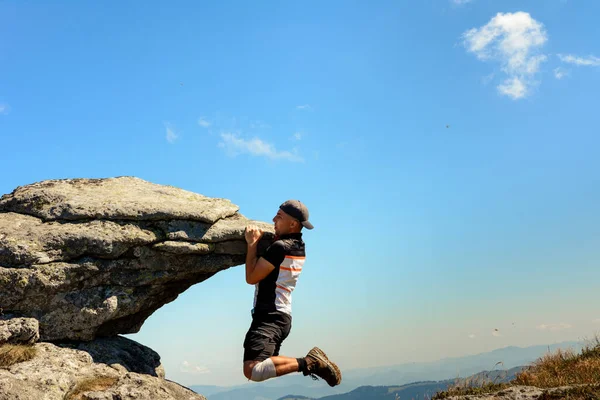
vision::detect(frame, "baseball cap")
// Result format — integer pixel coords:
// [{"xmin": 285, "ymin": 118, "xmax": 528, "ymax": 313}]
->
[{"xmin": 279, "ymin": 200, "xmax": 314, "ymax": 230}]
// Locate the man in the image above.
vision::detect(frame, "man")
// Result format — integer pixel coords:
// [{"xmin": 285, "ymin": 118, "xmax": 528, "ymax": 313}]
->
[{"xmin": 242, "ymin": 200, "xmax": 342, "ymax": 386}]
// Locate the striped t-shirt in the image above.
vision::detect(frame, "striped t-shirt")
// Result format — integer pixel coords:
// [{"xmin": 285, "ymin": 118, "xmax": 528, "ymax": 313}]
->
[{"xmin": 253, "ymin": 232, "xmax": 305, "ymax": 315}]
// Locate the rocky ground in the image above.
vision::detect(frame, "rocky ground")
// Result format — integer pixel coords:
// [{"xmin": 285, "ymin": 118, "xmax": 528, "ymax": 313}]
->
[
  {"xmin": 441, "ymin": 384, "xmax": 600, "ymax": 399},
  {"xmin": 0, "ymin": 336, "xmax": 205, "ymax": 400}
]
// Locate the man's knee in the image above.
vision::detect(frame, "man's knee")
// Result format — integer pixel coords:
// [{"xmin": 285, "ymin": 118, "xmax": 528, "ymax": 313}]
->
[
  {"xmin": 243, "ymin": 361, "xmax": 257, "ymax": 380},
  {"xmin": 243, "ymin": 359, "xmax": 276, "ymax": 382}
]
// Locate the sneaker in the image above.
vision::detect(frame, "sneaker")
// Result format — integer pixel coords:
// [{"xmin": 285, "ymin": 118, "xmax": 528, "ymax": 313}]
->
[{"xmin": 303, "ymin": 347, "xmax": 342, "ymax": 387}]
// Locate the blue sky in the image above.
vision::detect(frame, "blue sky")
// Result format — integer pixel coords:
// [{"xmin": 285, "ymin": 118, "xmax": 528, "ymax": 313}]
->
[{"xmin": 1, "ymin": 0, "xmax": 600, "ymax": 387}]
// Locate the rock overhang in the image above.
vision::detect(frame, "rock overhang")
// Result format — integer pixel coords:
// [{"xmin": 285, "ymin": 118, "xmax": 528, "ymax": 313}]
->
[{"xmin": 0, "ymin": 177, "xmax": 273, "ymax": 341}]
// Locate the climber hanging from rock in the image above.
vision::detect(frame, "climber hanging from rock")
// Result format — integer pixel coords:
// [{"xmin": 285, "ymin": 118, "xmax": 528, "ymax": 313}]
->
[{"xmin": 242, "ymin": 200, "xmax": 342, "ymax": 386}]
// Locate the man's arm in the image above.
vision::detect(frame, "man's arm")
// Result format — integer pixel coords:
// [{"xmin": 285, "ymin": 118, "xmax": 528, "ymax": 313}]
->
[{"xmin": 245, "ymin": 226, "xmax": 276, "ymax": 285}]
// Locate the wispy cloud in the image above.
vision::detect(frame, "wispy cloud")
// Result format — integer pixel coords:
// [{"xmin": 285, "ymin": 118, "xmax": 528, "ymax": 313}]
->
[
  {"xmin": 453, "ymin": 0, "xmax": 474, "ymax": 5},
  {"xmin": 592, "ymin": 319, "xmax": 600, "ymax": 324},
  {"xmin": 536, "ymin": 323, "xmax": 572, "ymax": 331},
  {"xmin": 554, "ymin": 67, "xmax": 568, "ymax": 79},
  {"xmin": 462, "ymin": 12, "xmax": 548, "ymax": 99},
  {"xmin": 558, "ymin": 54, "xmax": 600, "ymax": 67},
  {"xmin": 205, "ymin": 113, "xmax": 306, "ymax": 162},
  {"xmin": 165, "ymin": 124, "xmax": 178, "ymax": 143},
  {"xmin": 219, "ymin": 133, "xmax": 303, "ymax": 162},
  {"xmin": 296, "ymin": 104, "xmax": 313, "ymax": 111},
  {"xmin": 179, "ymin": 361, "xmax": 210, "ymax": 375},
  {"xmin": 468, "ymin": 334, "xmax": 476, "ymax": 339},
  {"xmin": 492, "ymin": 329, "xmax": 501, "ymax": 337},
  {"xmin": 198, "ymin": 117, "xmax": 211, "ymax": 128},
  {"xmin": 0, "ymin": 103, "xmax": 10, "ymax": 115}
]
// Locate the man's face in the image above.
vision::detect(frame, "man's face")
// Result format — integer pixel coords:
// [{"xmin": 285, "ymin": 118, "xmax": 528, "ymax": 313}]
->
[{"xmin": 273, "ymin": 209, "xmax": 297, "ymax": 236}]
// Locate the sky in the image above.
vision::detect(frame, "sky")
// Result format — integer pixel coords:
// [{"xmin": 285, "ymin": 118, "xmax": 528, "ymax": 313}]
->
[{"xmin": 1, "ymin": 0, "xmax": 600, "ymax": 388}]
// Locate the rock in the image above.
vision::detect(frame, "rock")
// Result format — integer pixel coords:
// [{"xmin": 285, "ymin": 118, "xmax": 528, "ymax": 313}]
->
[
  {"xmin": 0, "ymin": 177, "xmax": 237, "ymax": 223},
  {"xmin": 215, "ymin": 241, "xmax": 247, "ymax": 255},
  {"xmin": 441, "ymin": 384, "xmax": 598, "ymax": 399},
  {"xmin": 0, "ymin": 317, "xmax": 39, "ymax": 344},
  {"xmin": 0, "ymin": 177, "xmax": 274, "ymax": 341},
  {"xmin": 66, "ymin": 336, "xmax": 165, "ymax": 378},
  {"xmin": 0, "ymin": 335, "xmax": 206, "ymax": 400},
  {"xmin": 0, "ymin": 212, "xmax": 158, "ymax": 266},
  {"xmin": 162, "ymin": 213, "xmax": 273, "ymax": 243},
  {"xmin": 153, "ymin": 241, "xmax": 215, "ymax": 255}
]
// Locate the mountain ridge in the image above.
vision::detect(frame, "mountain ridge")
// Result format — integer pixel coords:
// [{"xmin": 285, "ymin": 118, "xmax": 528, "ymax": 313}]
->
[{"xmin": 191, "ymin": 340, "xmax": 581, "ymax": 399}]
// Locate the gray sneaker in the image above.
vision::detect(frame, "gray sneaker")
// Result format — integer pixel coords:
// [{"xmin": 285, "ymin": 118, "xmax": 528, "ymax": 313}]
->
[{"xmin": 303, "ymin": 347, "xmax": 342, "ymax": 387}]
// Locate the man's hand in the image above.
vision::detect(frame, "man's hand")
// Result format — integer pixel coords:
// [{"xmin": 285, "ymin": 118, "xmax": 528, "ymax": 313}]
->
[
  {"xmin": 245, "ymin": 225, "xmax": 270, "ymax": 285},
  {"xmin": 245, "ymin": 225, "xmax": 263, "ymax": 246}
]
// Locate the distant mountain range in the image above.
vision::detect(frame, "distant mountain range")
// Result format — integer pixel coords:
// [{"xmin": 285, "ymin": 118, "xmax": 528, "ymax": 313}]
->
[
  {"xmin": 190, "ymin": 340, "xmax": 582, "ymax": 400},
  {"xmin": 278, "ymin": 380, "xmax": 451, "ymax": 400},
  {"xmin": 277, "ymin": 367, "xmax": 523, "ymax": 400}
]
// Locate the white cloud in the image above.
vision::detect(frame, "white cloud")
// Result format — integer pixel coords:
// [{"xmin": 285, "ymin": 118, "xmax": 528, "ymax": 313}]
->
[
  {"xmin": 198, "ymin": 117, "xmax": 211, "ymax": 128},
  {"xmin": 462, "ymin": 12, "xmax": 548, "ymax": 99},
  {"xmin": 219, "ymin": 133, "xmax": 303, "ymax": 162},
  {"xmin": 558, "ymin": 54, "xmax": 600, "ymax": 67},
  {"xmin": 165, "ymin": 125, "xmax": 178, "ymax": 143},
  {"xmin": 292, "ymin": 132, "xmax": 303, "ymax": 141},
  {"xmin": 554, "ymin": 67, "xmax": 568, "ymax": 79},
  {"xmin": 179, "ymin": 361, "xmax": 210, "ymax": 375},
  {"xmin": 593, "ymin": 319, "xmax": 600, "ymax": 324},
  {"xmin": 296, "ymin": 104, "xmax": 313, "ymax": 111},
  {"xmin": 453, "ymin": 0, "xmax": 474, "ymax": 5},
  {"xmin": 536, "ymin": 323, "xmax": 572, "ymax": 331},
  {"xmin": 468, "ymin": 334, "xmax": 476, "ymax": 339},
  {"xmin": 0, "ymin": 103, "xmax": 9, "ymax": 115},
  {"xmin": 498, "ymin": 77, "xmax": 527, "ymax": 99}
]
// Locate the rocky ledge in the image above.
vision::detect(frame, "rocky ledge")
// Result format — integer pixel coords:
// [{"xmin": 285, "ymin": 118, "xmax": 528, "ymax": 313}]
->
[{"xmin": 0, "ymin": 176, "xmax": 272, "ymax": 342}]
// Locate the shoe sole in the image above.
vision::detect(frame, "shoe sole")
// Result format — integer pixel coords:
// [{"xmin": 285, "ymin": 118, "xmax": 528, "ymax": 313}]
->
[{"xmin": 309, "ymin": 347, "xmax": 342, "ymax": 386}]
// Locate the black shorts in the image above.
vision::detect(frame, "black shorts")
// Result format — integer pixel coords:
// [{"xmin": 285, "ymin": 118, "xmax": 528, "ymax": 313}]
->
[{"xmin": 243, "ymin": 310, "xmax": 292, "ymax": 362}]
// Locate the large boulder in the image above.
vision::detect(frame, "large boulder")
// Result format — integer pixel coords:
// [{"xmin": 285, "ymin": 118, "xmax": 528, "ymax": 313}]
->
[
  {"xmin": 0, "ymin": 177, "xmax": 273, "ymax": 341},
  {"xmin": 0, "ymin": 335, "xmax": 206, "ymax": 400}
]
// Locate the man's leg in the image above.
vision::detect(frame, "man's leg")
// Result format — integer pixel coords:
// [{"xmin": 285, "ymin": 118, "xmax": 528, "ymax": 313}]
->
[
  {"xmin": 244, "ymin": 311, "xmax": 301, "ymax": 381},
  {"xmin": 270, "ymin": 356, "xmax": 299, "ymax": 376},
  {"xmin": 243, "ymin": 312, "xmax": 338, "ymax": 383},
  {"xmin": 243, "ymin": 356, "xmax": 300, "ymax": 381},
  {"xmin": 243, "ymin": 349, "xmax": 341, "ymax": 386}
]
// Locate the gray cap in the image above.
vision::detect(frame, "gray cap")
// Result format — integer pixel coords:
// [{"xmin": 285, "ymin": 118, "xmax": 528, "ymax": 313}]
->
[{"xmin": 279, "ymin": 200, "xmax": 314, "ymax": 230}]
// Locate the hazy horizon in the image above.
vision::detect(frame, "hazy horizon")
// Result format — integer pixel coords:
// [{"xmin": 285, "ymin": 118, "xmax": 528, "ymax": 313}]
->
[{"xmin": 186, "ymin": 339, "xmax": 584, "ymax": 390}]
